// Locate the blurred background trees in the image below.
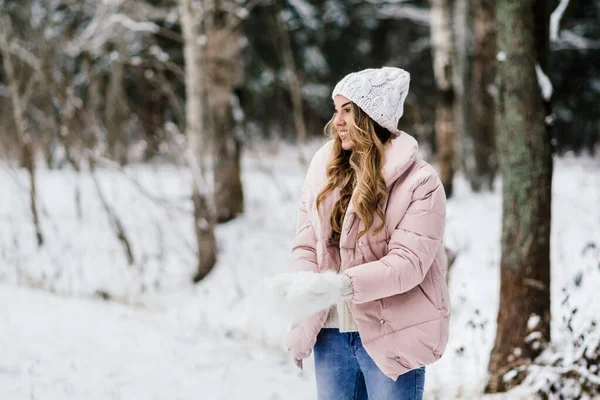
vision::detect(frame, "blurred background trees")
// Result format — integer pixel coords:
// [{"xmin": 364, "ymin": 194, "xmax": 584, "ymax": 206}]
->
[
  {"xmin": 1, "ymin": 0, "xmax": 598, "ymax": 282},
  {"xmin": 1, "ymin": 0, "xmax": 599, "ymax": 394},
  {"xmin": 2, "ymin": 0, "xmax": 597, "ymax": 175}
]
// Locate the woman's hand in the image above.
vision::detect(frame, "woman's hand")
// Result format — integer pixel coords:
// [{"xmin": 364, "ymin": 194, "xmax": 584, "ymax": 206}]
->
[{"xmin": 264, "ymin": 271, "xmax": 354, "ymax": 323}]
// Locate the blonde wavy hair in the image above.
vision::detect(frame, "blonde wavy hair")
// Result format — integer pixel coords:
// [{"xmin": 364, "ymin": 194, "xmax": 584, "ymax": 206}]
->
[{"xmin": 316, "ymin": 103, "xmax": 392, "ymax": 243}]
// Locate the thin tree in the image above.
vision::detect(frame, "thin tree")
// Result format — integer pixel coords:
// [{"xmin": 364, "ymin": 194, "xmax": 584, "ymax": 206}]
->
[
  {"xmin": 274, "ymin": 0, "xmax": 308, "ymax": 165},
  {"xmin": 179, "ymin": 0, "xmax": 218, "ymax": 282},
  {"xmin": 205, "ymin": 0, "xmax": 245, "ymax": 223},
  {"xmin": 431, "ymin": 0, "xmax": 456, "ymax": 197},
  {"xmin": 471, "ymin": 0, "xmax": 497, "ymax": 191},
  {"xmin": 452, "ymin": 0, "xmax": 474, "ymax": 185},
  {"xmin": 104, "ymin": 27, "xmax": 130, "ymax": 166},
  {"xmin": 485, "ymin": 0, "xmax": 553, "ymax": 392},
  {"xmin": 0, "ymin": 16, "xmax": 44, "ymax": 247}
]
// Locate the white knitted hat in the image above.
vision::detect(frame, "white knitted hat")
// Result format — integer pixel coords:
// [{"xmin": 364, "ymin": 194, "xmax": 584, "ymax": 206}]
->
[{"xmin": 331, "ymin": 67, "xmax": 410, "ymax": 135}]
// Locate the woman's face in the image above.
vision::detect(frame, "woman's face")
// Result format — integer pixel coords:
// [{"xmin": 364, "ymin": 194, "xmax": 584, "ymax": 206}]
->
[{"xmin": 333, "ymin": 95, "xmax": 355, "ymax": 151}]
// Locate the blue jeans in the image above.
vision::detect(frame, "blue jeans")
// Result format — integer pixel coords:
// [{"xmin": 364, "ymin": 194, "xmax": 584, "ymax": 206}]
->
[{"xmin": 313, "ymin": 328, "xmax": 425, "ymax": 400}]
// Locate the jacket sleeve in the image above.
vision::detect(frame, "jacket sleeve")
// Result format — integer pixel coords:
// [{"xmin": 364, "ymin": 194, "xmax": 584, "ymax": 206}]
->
[
  {"xmin": 288, "ymin": 193, "xmax": 318, "ymax": 272},
  {"xmin": 288, "ymin": 149, "xmax": 324, "ymax": 273},
  {"xmin": 345, "ymin": 173, "xmax": 446, "ymax": 304}
]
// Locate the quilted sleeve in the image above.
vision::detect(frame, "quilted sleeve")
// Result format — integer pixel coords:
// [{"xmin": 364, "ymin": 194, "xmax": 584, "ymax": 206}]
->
[{"xmin": 345, "ymin": 173, "xmax": 446, "ymax": 304}]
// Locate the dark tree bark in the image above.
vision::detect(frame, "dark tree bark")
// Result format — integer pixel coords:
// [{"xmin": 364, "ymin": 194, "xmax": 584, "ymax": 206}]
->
[
  {"xmin": 452, "ymin": 0, "xmax": 474, "ymax": 185},
  {"xmin": 431, "ymin": 0, "xmax": 456, "ymax": 197},
  {"xmin": 472, "ymin": 0, "xmax": 498, "ymax": 191},
  {"xmin": 275, "ymin": 0, "xmax": 308, "ymax": 165},
  {"xmin": 485, "ymin": 0, "xmax": 553, "ymax": 393},
  {"xmin": 104, "ymin": 29, "xmax": 129, "ymax": 165}
]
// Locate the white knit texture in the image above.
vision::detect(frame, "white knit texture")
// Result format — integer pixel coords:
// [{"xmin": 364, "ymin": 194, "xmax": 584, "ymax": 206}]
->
[
  {"xmin": 323, "ymin": 301, "xmax": 359, "ymax": 332},
  {"xmin": 332, "ymin": 67, "xmax": 410, "ymax": 135},
  {"xmin": 323, "ymin": 274, "xmax": 357, "ymax": 332}
]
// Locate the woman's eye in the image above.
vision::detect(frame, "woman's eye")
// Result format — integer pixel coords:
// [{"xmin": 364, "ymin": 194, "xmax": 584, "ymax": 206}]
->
[{"xmin": 344, "ymin": 108, "xmax": 351, "ymax": 113}]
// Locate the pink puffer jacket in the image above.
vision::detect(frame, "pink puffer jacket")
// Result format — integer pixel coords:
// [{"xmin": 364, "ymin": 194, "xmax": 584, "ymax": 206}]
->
[{"xmin": 287, "ymin": 132, "xmax": 450, "ymax": 381}]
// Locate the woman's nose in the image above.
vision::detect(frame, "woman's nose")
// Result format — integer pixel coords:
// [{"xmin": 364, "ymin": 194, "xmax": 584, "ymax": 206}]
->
[{"xmin": 334, "ymin": 113, "xmax": 344, "ymax": 126}]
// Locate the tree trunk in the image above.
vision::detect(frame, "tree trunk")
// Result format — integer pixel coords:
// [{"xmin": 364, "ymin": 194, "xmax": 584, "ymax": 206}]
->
[
  {"xmin": 39, "ymin": 47, "xmax": 58, "ymax": 169},
  {"xmin": 431, "ymin": 0, "xmax": 455, "ymax": 197},
  {"xmin": 485, "ymin": 0, "xmax": 552, "ymax": 393},
  {"xmin": 452, "ymin": 0, "xmax": 474, "ymax": 187},
  {"xmin": 472, "ymin": 0, "xmax": 498, "ymax": 191},
  {"xmin": 104, "ymin": 29, "xmax": 129, "ymax": 165},
  {"xmin": 84, "ymin": 53, "xmax": 103, "ymax": 152},
  {"xmin": 275, "ymin": 0, "xmax": 308, "ymax": 164},
  {"xmin": 179, "ymin": 0, "xmax": 218, "ymax": 282},
  {"xmin": 205, "ymin": 0, "xmax": 245, "ymax": 223},
  {"xmin": 0, "ymin": 20, "xmax": 44, "ymax": 247},
  {"xmin": 55, "ymin": 79, "xmax": 83, "ymax": 171}
]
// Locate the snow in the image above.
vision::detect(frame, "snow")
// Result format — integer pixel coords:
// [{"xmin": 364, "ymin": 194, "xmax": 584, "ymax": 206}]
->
[
  {"xmin": 30, "ymin": 0, "xmax": 46, "ymax": 30},
  {"xmin": 1, "ymin": 142, "xmax": 599, "ymax": 399},
  {"xmin": 559, "ymin": 30, "xmax": 600, "ymax": 50},
  {"xmin": 302, "ymin": 46, "xmax": 329, "ymax": 75},
  {"xmin": 0, "ymin": 286, "xmax": 309, "ymax": 400},
  {"xmin": 7, "ymin": 41, "xmax": 41, "ymax": 70},
  {"xmin": 377, "ymin": 4, "xmax": 430, "ymax": 25},
  {"xmin": 108, "ymin": 14, "xmax": 160, "ymax": 33},
  {"xmin": 550, "ymin": 0, "xmax": 570, "ymax": 42},
  {"xmin": 535, "ymin": 64, "xmax": 554, "ymax": 101},
  {"xmin": 527, "ymin": 314, "xmax": 541, "ymax": 330},
  {"xmin": 150, "ymin": 45, "xmax": 170, "ymax": 62},
  {"xmin": 322, "ymin": 1, "xmax": 349, "ymax": 27},
  {"xmin": 287, "ymin": 0, "xmax": 318, "ymax": 30}
]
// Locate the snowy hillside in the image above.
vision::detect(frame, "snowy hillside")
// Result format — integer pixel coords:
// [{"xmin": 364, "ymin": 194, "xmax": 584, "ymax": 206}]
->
[{"xmin": 1, "ymin": 143, "xmax": 599, "ymax": 399}]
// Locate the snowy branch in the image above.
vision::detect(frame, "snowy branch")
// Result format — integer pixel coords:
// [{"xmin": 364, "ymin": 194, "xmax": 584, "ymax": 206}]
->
[
  {"xmin": 65, "ymin": 6, "xmax": 162, "ymax": 57},
  {"xmin": 8, "ymin": 41, "xmax": 41, "ymax": 71},
  {"xmin": 108, "ymin": 14, "xmax": 160, "ymax": 33},
  {"xmin": 366, "ymin": 0, "xmax": 415, "ymax": 4},
  {"xmin": 372, "ymin": 3, "xmax": 430, "ymax": 25},
  {"xmin": 558, "ymin": 30, "xmax": 600, "ymax": 50},
  {"xmin": 550, "ymin": 0, "xmax": 570, "ymax": 42},
  {"xmin": 528, "ymin": 364, "xmax": 600, "ymax": 386},
  {"xmin": 0, "ymin": 83, "xmax": 10, "ymax": 98},
  {"xmin": 120, "ymin": 1, "xmax": 179, "ymax": 22}
]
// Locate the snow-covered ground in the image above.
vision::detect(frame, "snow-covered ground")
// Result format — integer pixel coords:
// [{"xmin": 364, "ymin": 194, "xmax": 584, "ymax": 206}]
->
[{"xmin": 1, "ymin": 141, "xmax": 599, "ymax": 399}]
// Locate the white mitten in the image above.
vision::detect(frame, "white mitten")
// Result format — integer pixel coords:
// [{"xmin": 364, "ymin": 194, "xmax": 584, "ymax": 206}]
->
[{"xmin": 264, "ymin": 271, "xmax": 354, "ymax": 323}]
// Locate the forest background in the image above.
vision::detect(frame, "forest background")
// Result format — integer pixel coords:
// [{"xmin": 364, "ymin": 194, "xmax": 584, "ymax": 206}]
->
[{"xmin": 1, "ymin": 0, "xmax": 599, "ymax": 398}]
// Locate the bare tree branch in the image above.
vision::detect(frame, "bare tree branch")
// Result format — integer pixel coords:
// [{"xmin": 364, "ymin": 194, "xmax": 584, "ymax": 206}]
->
[
  {"xmin": 87, "ymin": 151, "xmax": 192, "ymax": 214},
  {"xmin": 90, "ymin": 166, "xmax": 136, "ymax": 265},
  {"xmin": 0, "ymin": 16, "xmax": 44, "ymax": 247}
]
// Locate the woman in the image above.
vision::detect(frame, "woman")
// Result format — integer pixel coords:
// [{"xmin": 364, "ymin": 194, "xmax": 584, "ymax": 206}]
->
[{"xmin": 269, "ymin": 67, "xmax": 450, "ymax": 399}]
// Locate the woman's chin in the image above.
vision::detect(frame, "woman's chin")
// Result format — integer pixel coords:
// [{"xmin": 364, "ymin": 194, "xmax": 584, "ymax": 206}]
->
[{"xmin": 341, "ymin": 142, "xmax": 354, "ymax": 151}]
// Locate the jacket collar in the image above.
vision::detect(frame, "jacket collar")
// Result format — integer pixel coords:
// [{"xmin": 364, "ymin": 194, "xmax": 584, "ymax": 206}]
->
[{"xmin": 382, "ymin": 131, "xmax": 419, "ymax": 187}]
